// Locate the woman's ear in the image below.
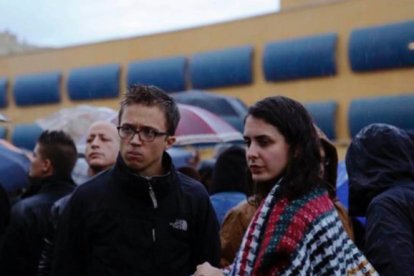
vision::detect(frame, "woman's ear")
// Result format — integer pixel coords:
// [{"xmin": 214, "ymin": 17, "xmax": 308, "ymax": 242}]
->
[{"xmin": 292, "ymin": 146, "xmax": 301, "ymax": 158}]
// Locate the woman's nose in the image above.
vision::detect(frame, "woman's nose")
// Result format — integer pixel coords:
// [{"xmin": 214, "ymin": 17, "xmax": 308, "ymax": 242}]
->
[{"xmin": 246, "ymin": 145, "xmax": 258, "ymax": 161}]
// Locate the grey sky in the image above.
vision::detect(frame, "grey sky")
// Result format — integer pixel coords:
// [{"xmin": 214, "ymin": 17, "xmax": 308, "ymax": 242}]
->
[{"xmin": 0, "ymin": 0, "xmax": 280, "ymax": 48}]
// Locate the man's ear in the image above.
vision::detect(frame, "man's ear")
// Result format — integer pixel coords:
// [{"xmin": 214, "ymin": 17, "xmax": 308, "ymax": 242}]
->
[
  {"xmin": 165, "ymin": 135, "xmax": 176, "ymax": 150},
  {"xmin": 43, "ymin": 159, "xmax": 53, "ymax": 175}
]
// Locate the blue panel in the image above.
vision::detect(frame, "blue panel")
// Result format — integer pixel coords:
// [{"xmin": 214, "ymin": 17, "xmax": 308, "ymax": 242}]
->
[
  {"xmin": 128, "ymin": 56, "xmax": 187, "ymax": 93},
  {"xmin": 349, "ymin": 20, "xmax": 414, "ymax": 72},
  {"xmin": 14, "ymin": 72, "xmax": 61, "ymax": 106},
  {"xmin": 263, "ymin": 33, "xmax": 337, "ymax": 82},
  {"xmin": 190, "ymin": 45, "xmax": 253, "ymax": 89},
  {"xmin": 12, "ymin": 124, "xmax": 43, "ymax": 151},
  {"xmin": 0, "ymin": 78, "xmax": 7, "ymax": 107},
  {"xmin": 304, "ymin": 101, "xmax": 337, "ymax": 140},
  {"xmin": 0, "ymin": 126, "xmax": 7, "ymax": 139},
  {"xmin": 68, "ymin": 64, "xmax": 120, "ymax": 100},
  {"xmin": 348, "ymin": 94, "xmax": 414, "ymax": 137}
]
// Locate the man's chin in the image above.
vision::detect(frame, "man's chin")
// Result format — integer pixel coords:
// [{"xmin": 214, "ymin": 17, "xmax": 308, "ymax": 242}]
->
[
  {"xmin": 89, "ymin": 161, "xmax": 104, "ymax": 168},
  {"xmin": 123, "ymin": 159, "xmax": 142, "ymax": 169},
  {"xmin": 89, "ymin": 163, "xmax": 113, "ymax": 174}
]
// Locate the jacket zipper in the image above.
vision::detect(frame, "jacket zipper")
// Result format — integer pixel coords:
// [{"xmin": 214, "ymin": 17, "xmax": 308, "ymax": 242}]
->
[
  {"xmin": 148, "ymin": 183, "xmax": 158, "ymax": 209},
  {"xmin": 148, "ymin": 182, "xmax": 158, "ymax": 243}
]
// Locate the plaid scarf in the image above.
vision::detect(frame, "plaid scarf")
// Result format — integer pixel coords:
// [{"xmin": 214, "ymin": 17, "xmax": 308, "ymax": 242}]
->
[{"xmin": 226, "ymin": 180, "xmax": 377, "ymax": 275}]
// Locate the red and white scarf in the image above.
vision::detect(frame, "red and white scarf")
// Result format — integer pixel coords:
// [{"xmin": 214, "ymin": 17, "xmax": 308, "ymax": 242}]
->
[{"xmin": 225, "ymin": 180, "xmax": 377, "ymax": 275}]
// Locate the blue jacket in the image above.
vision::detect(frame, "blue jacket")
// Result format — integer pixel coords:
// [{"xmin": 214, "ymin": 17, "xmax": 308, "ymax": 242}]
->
[
  {"xmin": 210, "ymin": 191, "xmax": 246, "ymax": 225},
  {"xmin": 52, "ymin": 153, "xmax": 220, "ymax": 276},
  {"xmin": 346, "ymin": 123, "xmax": 414, "ymax": 276}
]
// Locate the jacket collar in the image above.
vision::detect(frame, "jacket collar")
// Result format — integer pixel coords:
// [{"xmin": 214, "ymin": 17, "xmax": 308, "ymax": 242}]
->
[
  {"xmin": 113, "ymin": 152, "xmax": 178, "ymax": 200},
  {"xmin": 21, "ymin": 175, "xmax": 75, "ymax": 199},
  {"xmin": 39, "ymin": 176, "xmax": 75, "ymax": 192}
]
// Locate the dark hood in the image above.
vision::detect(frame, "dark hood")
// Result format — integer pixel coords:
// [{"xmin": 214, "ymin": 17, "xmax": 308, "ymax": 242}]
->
[{"xmin": 346, "ymin": 123, "xmax": 414, "ymax": 216}]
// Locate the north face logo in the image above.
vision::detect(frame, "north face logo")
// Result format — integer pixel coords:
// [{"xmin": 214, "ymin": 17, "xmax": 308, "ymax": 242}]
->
[{"xmin": 169, "ymin": 219, "xmax": 188, "ymax": 231}]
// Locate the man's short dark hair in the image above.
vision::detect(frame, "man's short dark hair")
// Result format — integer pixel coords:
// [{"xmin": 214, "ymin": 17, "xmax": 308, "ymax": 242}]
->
[
  {"xmin": 37, "ymin": 130, "xmax": 77, "ymax": 179},
  {"xmin": 118, "ymin": 84, "xmax": 180, "ymax": 135}
]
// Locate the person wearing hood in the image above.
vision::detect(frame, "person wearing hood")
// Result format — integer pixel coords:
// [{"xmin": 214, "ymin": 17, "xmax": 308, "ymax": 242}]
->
[
  {"xmin": 0, "ymin": 130, "xmax": 77, "ymax": 276},
  {"xmin": 346, "ymin": 123, "xmax": 414, "ymax": 276}
]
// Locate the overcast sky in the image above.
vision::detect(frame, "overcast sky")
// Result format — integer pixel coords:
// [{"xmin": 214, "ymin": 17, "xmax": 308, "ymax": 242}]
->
[{"xmin": 0, "ymin": 0, "xmax": 280, "ymax": 48}]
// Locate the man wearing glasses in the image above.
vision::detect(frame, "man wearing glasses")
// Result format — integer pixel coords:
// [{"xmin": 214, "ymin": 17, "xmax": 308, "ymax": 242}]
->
[{"xmin": 52, "ymin": 85, "xmax": 220, "ymax": 276}]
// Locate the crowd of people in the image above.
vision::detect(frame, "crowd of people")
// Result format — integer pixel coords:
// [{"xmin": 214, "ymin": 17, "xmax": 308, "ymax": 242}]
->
[{"xmin": 0, "ymin": 84, "xmax": 411, "ymax": 275}]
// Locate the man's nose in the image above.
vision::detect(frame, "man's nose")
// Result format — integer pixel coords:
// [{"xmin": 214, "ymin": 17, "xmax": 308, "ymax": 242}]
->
[
  {"xmin": 91, "ymin": 137, "xmax": 100, "ymax": 146},
  {"xmin": 130, "ymin": 132, "xmax": 142, "ymax": 144}
]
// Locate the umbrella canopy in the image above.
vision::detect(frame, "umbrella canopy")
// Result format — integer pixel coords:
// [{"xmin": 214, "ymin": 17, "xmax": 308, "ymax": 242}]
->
[
  {"xmin": 0, "ymin": 112, "xmax": 9, "ymax": 122},
  {"xmin": 0, "ymin": 140, "xmax": 31, "ymax": 194},
  {"xmin": 172, "ymin": 90, "xmax": 248, "ymax": 132},
  {"xmin": 36, "ymin": 105, "xmax": 117, "ymax": 153},
  {"xmin": 36, "ymin": 104, "xmax": 243, "ymax": 149},
  {"xmin": 175, "ymin": 104, "xmax": 243, "ymax": 146}
]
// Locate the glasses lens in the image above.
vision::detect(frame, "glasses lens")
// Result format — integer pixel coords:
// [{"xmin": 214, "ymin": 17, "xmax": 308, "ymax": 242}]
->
[
  {"xmin": 118, "ymin": 126, "xmax": 132, "ymax": 139},
  {"xmin": 140, "ymin": 127, "xmax": 155, "ymax": 142},
  {"xmin": 118, "ymin": 126, "xmax": 167, "ymax": 142}
]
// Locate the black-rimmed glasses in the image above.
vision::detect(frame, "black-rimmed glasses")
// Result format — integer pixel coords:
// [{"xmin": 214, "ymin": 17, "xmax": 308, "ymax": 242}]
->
[{"xmin": 117, "ymin": 125, "xmax": 168, "ymax": 142}]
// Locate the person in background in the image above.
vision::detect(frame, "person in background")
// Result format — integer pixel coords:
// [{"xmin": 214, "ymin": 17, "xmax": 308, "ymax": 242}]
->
[
  {"xmin": 209, "ymin": 145, "xmax": 250, "ymax": 225},
  {"xmin": 197, "ymin": 159, "xmax": 215, "ymax": 193},
  {"xmin": 52, "ymin": 85, "xmax": 220, "ymax": 276},
  {"xmin": 37, "ymin": 120, "xmax": 120, "ymax": 276},
  {"xmin": 197, "ymin": 144, "xmax": 233, "ymax": 194},
  {"xmin": 84, "ymin": 120, "xmax": 120, "ymax": 178},
  {"xmin": 187, "ymin": 149, "xmax": 201, "ymax": 170},
  {"xmin": 71, "ymin": 121, "xmax": 120, "ymax": 184},
  {"xmin": 346, "ymin": 123, "xmax": 414, "ymax": 276},
  {"xmin": 177, "ymin": 166, "xmax": 202, "ymax": 182},
  {"xmin": 0, "ymin": 130, "xmax": 77, "ymax": 276},
  {"xmin": 195, "ymin": 96, "xmax": 375, "ymax": 275},
  {"xmin": 316, "ymin": 126, "xmax": 354, "ymax": 240}
]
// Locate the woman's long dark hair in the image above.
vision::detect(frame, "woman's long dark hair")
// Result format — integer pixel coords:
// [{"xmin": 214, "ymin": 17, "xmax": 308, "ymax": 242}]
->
[{"xmin": 247, "ymin": 96, "xmax": 323, "ymax": 200}]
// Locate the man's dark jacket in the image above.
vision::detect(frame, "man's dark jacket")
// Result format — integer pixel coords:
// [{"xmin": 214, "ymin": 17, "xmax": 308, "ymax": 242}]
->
[
  {"xmin": 0, "ymin": 176, "xmax": 75, "ymax": 276},
  {"xmin": 52, "ymin": 153, "xmax": 220, "ymax": 276},
  {"xmin": 346, "ymin": 123, "xmax": 414, "ymax": 276}
]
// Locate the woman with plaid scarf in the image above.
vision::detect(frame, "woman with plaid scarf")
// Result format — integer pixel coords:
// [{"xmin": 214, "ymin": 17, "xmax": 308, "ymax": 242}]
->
[{"xmin": 195, "ymin": 96, "xmax": 376, "ymax": 276}]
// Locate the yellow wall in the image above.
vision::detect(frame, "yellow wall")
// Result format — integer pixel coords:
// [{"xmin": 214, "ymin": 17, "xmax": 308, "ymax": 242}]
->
[
  {"xmin": 281, "ymin": 0, "xmax": 335, "ymax": 10},
  {"xmin": 0, "ymin": 0, "xmax": 413, "ymax": 144}
]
